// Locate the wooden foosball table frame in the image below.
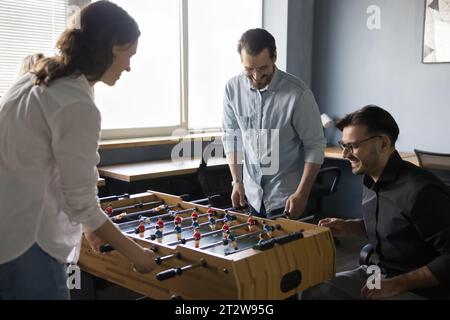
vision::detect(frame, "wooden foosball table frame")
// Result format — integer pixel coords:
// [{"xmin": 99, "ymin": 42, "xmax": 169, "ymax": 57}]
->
[{"xmin": 78, "ymin": 191, "xmax": 336, "ymax": 300}]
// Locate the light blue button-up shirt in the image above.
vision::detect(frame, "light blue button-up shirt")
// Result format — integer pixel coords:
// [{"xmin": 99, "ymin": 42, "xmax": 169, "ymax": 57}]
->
[{"xmin": 222, "ymin": 68, "xmax": 326, "ymax": 213}]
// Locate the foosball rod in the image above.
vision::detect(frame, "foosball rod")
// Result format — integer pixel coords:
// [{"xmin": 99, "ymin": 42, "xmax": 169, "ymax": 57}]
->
[
  {"xmin": 99, "ymin": 193, "xmax": 130, "ymax": 203},
  {"xmin": 120, "ymin": 207, "xmax": 198, "ymax": 231},
  {"xmin": 129, "ymin": 207, "xmax": 211, "ymax": 235},
  {"xmin": 112, "ymin": 204, "xmax": 180, "ymax": 223},
  {"xmin": 166, "ymin": 220, "xmax": 249, "ymax": 246},
  {"xmin": 160, "ymin": 215, "xmax": 228, "ymax": 241},
  {"xmin": 156, "ymin": 259, "xmax": 207, "ymax": 281},
  {"xmin": 110, "ymin": 200, "xmax": 166, "ymax": 215},
  {"xmin": 200, "ymin": 230, "xmax": 260, "ymax": 251}
]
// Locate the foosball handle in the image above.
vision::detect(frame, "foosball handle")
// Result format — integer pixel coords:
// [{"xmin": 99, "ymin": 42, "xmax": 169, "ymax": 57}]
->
[
  {"xmin": 275, "ymin": 231, "xmax": 304, "ymax": 245},
  {"xmin": 99, "ymin": 244, "xmax": 114, "ymax": 253},
  {"xmin": 254, "ymin": 239, "xmax": 275, "ymax": 250},
  {"xmin": 156, "ymin": 267, "xmax": 182, "ymax": 281}
]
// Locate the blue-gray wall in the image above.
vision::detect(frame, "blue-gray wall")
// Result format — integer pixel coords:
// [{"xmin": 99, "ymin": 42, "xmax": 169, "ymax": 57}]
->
[{"xmin": 313, "ymin": 0, "xmax": 450, "ymax": 153}]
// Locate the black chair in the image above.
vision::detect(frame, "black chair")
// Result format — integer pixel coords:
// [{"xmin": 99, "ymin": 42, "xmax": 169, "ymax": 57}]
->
[
  {"xmin": 414, "ymin": 149, "xmax": 450, "ymax": 188},
  {"xmin": 299, "ymin": 166, "xmax": 341, "ymax": 221}
]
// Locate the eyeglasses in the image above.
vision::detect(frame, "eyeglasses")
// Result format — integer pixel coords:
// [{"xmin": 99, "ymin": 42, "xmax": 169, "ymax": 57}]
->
[
  {"xmin": 338, "ymin": 135, "xmax": 382, "ymax": 154},
  {"xmin": 243, "ymin": 65, "xmax": 270, "ymax": 76}
]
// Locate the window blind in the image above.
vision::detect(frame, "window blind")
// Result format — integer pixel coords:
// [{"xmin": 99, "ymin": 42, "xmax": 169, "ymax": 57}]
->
[{"xmin": 0, "ymin": 0, "xmax": 68, "ymax": 97}]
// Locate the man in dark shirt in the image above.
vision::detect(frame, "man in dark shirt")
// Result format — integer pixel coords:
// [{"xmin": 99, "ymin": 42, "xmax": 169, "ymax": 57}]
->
[{"xmin": 302, "ymin": 105, "xmax": 450, "ymax": 299}]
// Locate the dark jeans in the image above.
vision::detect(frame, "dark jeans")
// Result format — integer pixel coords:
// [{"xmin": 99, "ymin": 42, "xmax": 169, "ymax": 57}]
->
[
  {"xmin": 248, "ymin": 203, "xmax": 285, "ymax": 219},
  {"xmin": 0, "ymin": 243, "xmax": 69, "ymax": 300}
]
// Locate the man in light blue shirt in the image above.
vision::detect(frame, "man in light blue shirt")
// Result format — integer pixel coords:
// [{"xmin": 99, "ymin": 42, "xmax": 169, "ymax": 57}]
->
[{"xmin": 222, "ymin": 28, "xmax": 326, "ymax": 219}]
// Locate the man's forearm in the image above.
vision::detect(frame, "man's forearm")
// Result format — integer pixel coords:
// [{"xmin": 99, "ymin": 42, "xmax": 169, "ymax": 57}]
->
[
  {"xmin": 392, "ymin": 266, "xmax": 440, "ymax": 292},
  {"xmin": 295, "ymin": 162, "xmax": 321, "ymax": 198},
  {"xmin": 346, "ymin": 219, "xmax": 367, "ymax": 237},
  {"xmin": 226, "ymin": 152, "xmax": 243, "ymax": 182}
]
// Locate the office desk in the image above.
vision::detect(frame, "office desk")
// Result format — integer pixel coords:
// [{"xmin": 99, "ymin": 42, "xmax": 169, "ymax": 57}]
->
[
  {"xmin": 98, "ymin": 157, "xmax": 228, "ymax": 183},
  {"xmin": 324, "ymin": 146, "xmax": 419, "ymax": 166},
  {"xmin": 98, "ymin": 147, "xmax": 419, "ymax": 184}
]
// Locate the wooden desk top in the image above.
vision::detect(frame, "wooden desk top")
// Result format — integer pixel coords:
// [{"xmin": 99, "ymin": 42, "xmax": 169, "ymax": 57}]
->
[
  {"xmin": 324, "ymin": 146, "xmax": 419, "ymax": 166},
  {"xmin": 98, "ymin": 147, "xmax": 420, "ymax": 183},
  {"xmin": 98, "ymin": 157, "xmax": 228, "ymax": 182}
]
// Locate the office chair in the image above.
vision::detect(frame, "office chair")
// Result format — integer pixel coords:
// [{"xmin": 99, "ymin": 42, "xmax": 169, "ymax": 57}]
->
[
  {"xmin": 300, "ymin": 166, "xmax": 341, "ymax": 221},
  {"xmin": 414, "ymin": 149, "xmax": 450, "ymax": 188}
]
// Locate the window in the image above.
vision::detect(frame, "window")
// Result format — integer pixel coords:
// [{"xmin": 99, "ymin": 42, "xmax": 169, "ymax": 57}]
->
[
  {"xmin": 95, "ymin": 0, "xmax": 262, "ymax": 138},
  {"xmin": 0, "ymin": 0, "xmax": 262, "ymax": 138},
  {"xmin": 187, "ymin": 0, "xmax": 262, "ymax": 130},
  {"xmin": 94, "ymin": 0, "xmax": 182, "ymax": 138},
  {"xmin": 0, "ymin": 0, "xmax": 69, "ymax": 97}
]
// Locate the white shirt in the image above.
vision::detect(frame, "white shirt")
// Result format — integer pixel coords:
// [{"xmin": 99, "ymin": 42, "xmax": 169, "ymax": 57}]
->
[{"xmin": 0, "ymin": 74, "xmax": 108, "ymax": 264}]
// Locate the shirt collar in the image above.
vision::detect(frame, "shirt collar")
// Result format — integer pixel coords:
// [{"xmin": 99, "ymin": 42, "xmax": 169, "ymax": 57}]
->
[
  {"xmin": 77, "ymin": 74, "xmax": 94, "ymax": 100},
  {"xmin": 363, "ymin": 150, "xmax": 402, "ymax": 189}
]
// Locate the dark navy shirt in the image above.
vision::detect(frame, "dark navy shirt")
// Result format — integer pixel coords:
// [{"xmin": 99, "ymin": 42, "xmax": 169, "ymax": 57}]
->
[{"xmin": 362, "ymin": 151, "xmax": 450, "ymax": 299}]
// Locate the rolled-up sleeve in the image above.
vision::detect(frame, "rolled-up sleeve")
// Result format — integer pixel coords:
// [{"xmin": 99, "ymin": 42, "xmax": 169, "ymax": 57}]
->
[
  {"xmin": 291, "ymin": 89, "xmax": 326, "ymax": 164},
  {"xmin": 222, "ymin": 82, "xmax": 243, "ymax": 155},
  {"xmin": 50, "ymin": 101, "xmax": 107, "ymax": 232},
  {"xmin": 411, "ymin": 185, "xmax": 450, "ymax": 287}
]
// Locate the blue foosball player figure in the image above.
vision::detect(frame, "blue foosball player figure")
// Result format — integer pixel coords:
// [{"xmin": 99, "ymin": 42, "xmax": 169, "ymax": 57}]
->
[{"xmin": 154, "ymin": 225, "xmax": 163, "ymax": 243}]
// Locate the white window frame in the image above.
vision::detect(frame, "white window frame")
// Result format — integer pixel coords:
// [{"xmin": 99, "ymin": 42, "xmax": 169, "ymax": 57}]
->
[{"xmin": 99, "ymin": 0, "xmax": 262, "ymax": 140}]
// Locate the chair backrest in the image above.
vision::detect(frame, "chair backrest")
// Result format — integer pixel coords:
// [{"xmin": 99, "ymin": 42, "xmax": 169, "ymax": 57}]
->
[{"xmin": 414, "ymin": 149, "xmax": 450, "ymax": 187}]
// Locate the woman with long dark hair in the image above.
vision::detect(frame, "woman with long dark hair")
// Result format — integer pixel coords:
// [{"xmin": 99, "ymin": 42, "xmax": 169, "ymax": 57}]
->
[{"xmin": 0, "ymin": 1, "xmax": 154, "ymax": 299}]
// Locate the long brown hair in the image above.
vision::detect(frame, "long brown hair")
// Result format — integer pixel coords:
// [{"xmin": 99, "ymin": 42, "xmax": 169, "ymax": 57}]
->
[{"xmin": 33, "ymin": 0, "xmax": 140, "ymax": 86}]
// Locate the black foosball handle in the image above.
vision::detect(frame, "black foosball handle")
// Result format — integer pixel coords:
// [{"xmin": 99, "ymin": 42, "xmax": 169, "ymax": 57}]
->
[
  {"xmin": 275, "ymin": 231, "xmax": 304, "ymax": 245},
  {"xmin": 156, "ymin": 267, "xmax": 182, "ymax": 281},
  {"xmin": 99, "ymin": 244, "xmax": 115, "ymax": 253},
  {"xmin": 254, "ymin": 239, "xmax": 275, "ymax": 250}
]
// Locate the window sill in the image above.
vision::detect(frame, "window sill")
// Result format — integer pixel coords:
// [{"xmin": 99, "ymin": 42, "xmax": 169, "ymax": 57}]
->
[{"xmin": 99, "ymin": 131, "xmax": 223, "ymax": 150}]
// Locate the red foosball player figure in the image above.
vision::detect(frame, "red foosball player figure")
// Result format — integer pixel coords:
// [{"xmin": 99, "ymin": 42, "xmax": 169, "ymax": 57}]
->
[
  {"xmin": 222, "ymin": 223, "xmax": 230, "ymax": 239},
  {"xmin": 156, "ymin": 217, "xmax": 164, "ymax": 231},
  {"xmin": 154, "ymin": 225, "xmax": 163, "ymax": 243},
  {"xmin": 174, "ymin": 222, "xmax": 182, "ymax": 241},
  {"xmin": 104, "ymin": 203, "xmax": 113, "ymax": 216},
  {"xmin": 247, "ymin": 215, "xmax": 255, "ymax": 232},
  {"xmin": 173, "ymin": 213, "xmax": 183, "ymax": 225},
  {"xmin": 262, "ymin": 221, "xmax": 273, "ymax": 238},
  {"xmin": 208, "ymin": 212, "xmax": 216, "ymax": 231},
  {"xmin": 191, "ymin": 211, "xmax": 199, "ymax": 221},
  {"xmin": 135, "ymin": 218, "xmax": 146, "ymax": 238},
  {"xmin": 207, "ymin": 206, "xmax": 215, "ymax": 214},
  {"xmin": 226, "ymin": 230, "xmax": 238, "ymax": 250},
  {"xmin": 193, "ymin": 227, "xmax": 201, "ymax": 248}
]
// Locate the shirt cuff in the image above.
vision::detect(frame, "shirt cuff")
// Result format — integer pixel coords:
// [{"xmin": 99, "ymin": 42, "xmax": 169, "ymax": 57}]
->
[
  {"xmin": 303, "ymin": 147, "xmax": 325, "ymax": 165},
  {"xmin": 79, "ymin": 207, "xmax": 109, "ymax": 233},
  {"xmin": 427, "ymin": 254, "xmax": 450, "ymax": 287}
]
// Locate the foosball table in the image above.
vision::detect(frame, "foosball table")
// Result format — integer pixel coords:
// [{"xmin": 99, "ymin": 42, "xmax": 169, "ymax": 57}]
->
[{"xmin": 78, "ymin": 191, "xmax": 336, "ymax": 300}]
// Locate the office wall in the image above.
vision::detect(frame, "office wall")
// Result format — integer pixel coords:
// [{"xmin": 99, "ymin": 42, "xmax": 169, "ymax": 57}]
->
[
  {"xmin": 263, "ymin": 0, "xmax": 288, "ymax": 71},
  {"xmin": 313, "ymin": 0, "xmax": 450, "ymax": 153},
  {"xmin": 287, "ymin": 0, "xmax": 315, "ymax": 86}
]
